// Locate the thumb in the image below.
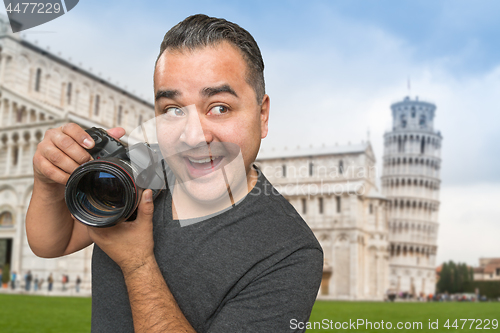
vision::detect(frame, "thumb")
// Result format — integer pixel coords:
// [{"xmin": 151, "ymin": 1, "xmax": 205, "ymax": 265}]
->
[
  {"xmin": 136, "ymin": 189, "xmax": 155, "ymax": 221},
  {"xmin": 106, "ymin": 127, "xmax": 126, "ymax": 140}
]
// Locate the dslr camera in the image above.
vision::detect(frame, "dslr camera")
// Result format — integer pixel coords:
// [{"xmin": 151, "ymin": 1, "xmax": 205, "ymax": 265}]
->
[{"xmin": 65, "ymin": 127, "xmax": 166, "ymax": 228}]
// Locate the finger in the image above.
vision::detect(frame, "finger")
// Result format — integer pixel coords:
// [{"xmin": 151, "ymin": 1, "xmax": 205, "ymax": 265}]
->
[
  {"xmin": 34, "ymin": 154, "xmax": 71, "ymax": 185},
  {"xmin": 48, "ymin": 124, "xmax": 93, "ymax": 166},
  {"xmin": 106, "ymin": 127, "xmax": 126, "ymax": 140},
  {"xmin": 135, "ymin": 190, "xmax": 155, "ymax": 222},
  {"xmin": 42, "ymin": 144, "xmax": 81, "ymax": 174},
  {"xmin": 60, "ymin": 123, "xmax": 95, "ymax": 149}
]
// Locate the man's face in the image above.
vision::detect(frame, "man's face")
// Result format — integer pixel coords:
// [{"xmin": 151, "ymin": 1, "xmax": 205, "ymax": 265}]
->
[{"xmin": 153, "ymin": 42, "xmax": 269, "ymax": 206}]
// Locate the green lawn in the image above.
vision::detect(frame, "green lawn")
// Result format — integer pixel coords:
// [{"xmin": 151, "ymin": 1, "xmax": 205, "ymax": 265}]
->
[
  {"xmin": 307, "ymin": 301, "xmax": 500, "ymax": 332},
  {"xmin": 1, "ymin": 295, "xmax": 499, "ymax": 332},
  {"xmin": 0, "ymin": 294, "xmax": 91, "ymax": 333}
]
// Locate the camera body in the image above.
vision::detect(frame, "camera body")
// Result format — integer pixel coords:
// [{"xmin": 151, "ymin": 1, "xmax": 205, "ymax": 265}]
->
[{"xmin": 65, "ymin": 127, "xmax": 166, "ymax": 228}]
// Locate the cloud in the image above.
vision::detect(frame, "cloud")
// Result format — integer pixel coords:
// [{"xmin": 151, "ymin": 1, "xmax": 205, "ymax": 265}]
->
[{"xmin": 437, "ymin": 183, "xmax": 500, "ymax": 266}]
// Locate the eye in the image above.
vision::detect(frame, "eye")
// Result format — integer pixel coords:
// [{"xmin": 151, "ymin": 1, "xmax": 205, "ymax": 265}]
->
[
  {"xmin": 164, "ymin": 107, "xmax": 185, "ymax": 117},
  {"xmin": 209, "ymin": 105, "xmax": 229, "ymax": 115}
]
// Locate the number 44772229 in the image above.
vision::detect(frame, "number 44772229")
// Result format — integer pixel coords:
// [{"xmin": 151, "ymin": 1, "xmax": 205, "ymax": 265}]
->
[{"xmin": 444, "ymin": 319, "xmax": 498, "ymax": 330}]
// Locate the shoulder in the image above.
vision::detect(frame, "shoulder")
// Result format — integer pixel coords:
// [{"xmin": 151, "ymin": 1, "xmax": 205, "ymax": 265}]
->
[{"xmin": 238, "ymin": 169, "xmax": 323, "ymax": 255}]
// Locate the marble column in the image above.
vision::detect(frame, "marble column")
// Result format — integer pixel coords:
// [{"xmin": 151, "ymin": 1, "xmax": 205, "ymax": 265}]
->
[
  {"xmin": 5, "ymin": 142, "xmax": 12, "ymax": 175},
  {"xmin": 16, "ymin": 143, "xmax": 23, "ymax": 174}
]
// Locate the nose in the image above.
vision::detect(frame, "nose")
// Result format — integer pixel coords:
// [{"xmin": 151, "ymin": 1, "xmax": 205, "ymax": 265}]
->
[{"xmin": 179, "ymin": 105, "xmax": 213, "ymax": 147}]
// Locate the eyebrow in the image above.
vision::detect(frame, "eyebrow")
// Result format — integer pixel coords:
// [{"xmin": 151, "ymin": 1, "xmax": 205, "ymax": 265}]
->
[
  {"xmin": 201, "ymin": 84, "xmax": 238, "ymax": 98},
  {"xmin": 155, "ymin": 89, "xmax": 181, "ymax": 101},
  {"xmin": 155, "ymin": 84, "xmax": 238, "ymax": 101}
]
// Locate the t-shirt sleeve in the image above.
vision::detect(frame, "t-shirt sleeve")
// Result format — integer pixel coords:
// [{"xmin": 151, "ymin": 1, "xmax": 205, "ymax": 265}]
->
[{"xmin": 206, "ymin": 247, "xmax": 323, "ymax": 333}]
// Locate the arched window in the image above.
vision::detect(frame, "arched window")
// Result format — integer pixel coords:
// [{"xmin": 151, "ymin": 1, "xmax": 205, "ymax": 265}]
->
[
  {"xmin": 0, "ymin": 212, "xmax": 13, "ymax": 227},
  {"xmin": 66, "ymin": 82, "xmax": 72, "ymax": 105},
  {"xmin": 35, "ymin": 68, "xmax": 42, "ymax": 92},
  {"xmin": 336, "ymin": 196, "xmax": 341, "ymax": 213},
  {"xmin": 309, "ymin": 162, "xmax": 314, "ymax": 176},
  {"xmin": 12, "ymin": 146, "xmax": 18, "ymax": 166},
  {"xmin": 117, "ymin": 105, "xmax": 123, "ymax": 125},
  {"xmin": 282, "ymin": 164, "xmax": 286, "ymax": 177},
  {"xmin": 420, "ymin": 137, "xmax": 425, "ymax": 154},
  {"xmin": 339, "ymin": 160, "xmax": 344, "ymax": 174},
  {"xmin": 419, "ymin": 114, "xmax": 426, "ymax": 127},
  {"xmin": 94, "ymin": 94, "xmax": 100, "ymax": 116},
  {"xmin": 400, "ymin": 114, "xmax": 407, "ymax": 128},
  {"xmin": 301, "ymin": 198, "xmax": 307, "ymax": 214},
  {"xmin": 319, "ymin": 197, "xmax": 324, "ymax": 214}
]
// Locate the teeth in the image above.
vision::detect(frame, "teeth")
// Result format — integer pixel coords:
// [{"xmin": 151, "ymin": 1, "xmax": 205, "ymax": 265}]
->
[{"xmin": 188, "ymin": 156, "xmax": 217, "ymax": 164}]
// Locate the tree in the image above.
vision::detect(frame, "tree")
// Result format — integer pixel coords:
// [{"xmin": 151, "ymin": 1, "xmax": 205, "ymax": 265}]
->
[
  {"xmin": 1, "ymin": 264, "xmax": 10, "ymax": 285},
  {"xmin": 436, "ymin": 260, "xmax": 473, "ymax": 294}
]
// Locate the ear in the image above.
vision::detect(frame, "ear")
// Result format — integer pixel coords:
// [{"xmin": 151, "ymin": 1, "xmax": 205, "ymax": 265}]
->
[{"xmin": 260, "ymin": 94, "xmax": 270, "ymax": 139}]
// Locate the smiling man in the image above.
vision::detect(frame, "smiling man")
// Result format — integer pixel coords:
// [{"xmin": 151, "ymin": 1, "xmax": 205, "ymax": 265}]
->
[
  {"xmin": 26, "ymin": 14, "xmax": 323, "ymax": 332},
  {"xmin": 153, "ymin": 34, "xmax": 267, "ymax": 221}
]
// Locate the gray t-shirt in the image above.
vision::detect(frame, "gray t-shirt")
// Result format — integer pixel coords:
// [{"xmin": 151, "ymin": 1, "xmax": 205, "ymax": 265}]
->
[{"xmin": 91, "ymin": 168, "xmax": 323, "ymax": 332}]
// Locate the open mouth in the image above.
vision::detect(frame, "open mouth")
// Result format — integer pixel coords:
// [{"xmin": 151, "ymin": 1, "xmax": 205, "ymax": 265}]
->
[{"xmin": 183, "ymin": 155, "xmax": 224, "ymax": 177}]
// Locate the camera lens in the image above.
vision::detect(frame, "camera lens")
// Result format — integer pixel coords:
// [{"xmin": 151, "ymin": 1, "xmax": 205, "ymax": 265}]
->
[
  {"xmin": 76, "ymin": 172, "xmax": 126, "ymax": 216},
  {"xmin": 65, "ymin": 158, "xmax": 140, "ymax": 227}
]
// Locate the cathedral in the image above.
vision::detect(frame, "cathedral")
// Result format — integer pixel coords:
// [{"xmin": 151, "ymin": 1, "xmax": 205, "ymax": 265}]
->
[
  {"xmin": 0, "ymin": 17, "xmax": 441, "ymax": 298},
  {"xmin": 0, "ymin": 17, "xmax": 154, "ymax": 292}
]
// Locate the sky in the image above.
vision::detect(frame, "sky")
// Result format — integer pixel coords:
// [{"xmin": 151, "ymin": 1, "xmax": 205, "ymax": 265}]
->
[{"xmin": 3, "ymin": 0, "xmax": 499, "ymax": 265}]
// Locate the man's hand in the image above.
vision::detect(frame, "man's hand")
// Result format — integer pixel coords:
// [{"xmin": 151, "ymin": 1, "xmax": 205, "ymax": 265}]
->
[
  {"xmin": 26, "ymin": 123, "xmax": 126, "ymax": 258},
  {"xmin": 87, "ymin": 189, "xmax": 156, "ymax": 275},
  {"xmin": 32, "ymin": 123, "xmax": 126, "ymax": 193}
]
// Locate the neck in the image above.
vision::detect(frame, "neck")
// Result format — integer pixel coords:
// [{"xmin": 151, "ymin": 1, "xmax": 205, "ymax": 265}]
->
[{"xmin": 171, "ymin": 166, "xmax": 258, "ymax": 220}]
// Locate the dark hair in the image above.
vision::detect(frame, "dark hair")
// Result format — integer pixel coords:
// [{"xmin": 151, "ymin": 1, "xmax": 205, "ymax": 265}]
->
[{"xmin": 156, "ymin": 14, "xmax": 265, "ymax": 103}]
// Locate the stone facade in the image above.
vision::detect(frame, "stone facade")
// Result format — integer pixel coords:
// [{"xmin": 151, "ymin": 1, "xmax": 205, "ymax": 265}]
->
[
  {"xmin": 256, "ymin": 143, "xmax": 390, "ymax": 300},
  {"xmin": 0, "ymin": 16, "xmax": 154, "ymax": 293},
  {"xmin": 473, "ymin": 258, "xmax": 500, "ymax": 281},
  {"xmin": 381, "ymin": 96, "xmax": 442, "ymax": 297}
]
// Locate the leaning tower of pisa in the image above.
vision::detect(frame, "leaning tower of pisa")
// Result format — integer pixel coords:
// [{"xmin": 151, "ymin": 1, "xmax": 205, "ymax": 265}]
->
[{"xmin": 381, "ymin": 96, "xmax": 442, "ymax": 297}]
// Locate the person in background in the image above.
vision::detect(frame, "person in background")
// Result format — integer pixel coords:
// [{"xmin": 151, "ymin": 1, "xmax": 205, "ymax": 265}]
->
[
  {"xmin": 38, "ymin": 277, "xmax": 44, "ymax": 291},
  {"xmin": 76, "ymin": 275, "xmax": 81, "ymax": 293},
  {"xmin": 25, "ymin": 270, "xmax": 32, "ymax": 291},
  {"xmin": 47, "ymin": 273, "xmax": 54, "ymax": 292},
  {"xmin": 62, "ymin": 274, "xmax": 67, "ymax": 291},
  {"xmin": 10, "ymin": 271, "xmax": 16, "ymax": 290},
  {"xmin": 34, "ymin": 275, "xmax": 39, "ymax": 292}
]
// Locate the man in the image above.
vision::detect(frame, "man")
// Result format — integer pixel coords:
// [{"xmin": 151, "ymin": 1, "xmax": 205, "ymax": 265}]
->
[{"xmin": 26, "ymin": 14, "xmax": 322, "ymax": 332}]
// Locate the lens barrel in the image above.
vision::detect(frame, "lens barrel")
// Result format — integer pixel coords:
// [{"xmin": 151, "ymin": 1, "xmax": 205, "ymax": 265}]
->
[{"xmin": 65, "ymin": 158, "xmax": 141, "ymax": 227}]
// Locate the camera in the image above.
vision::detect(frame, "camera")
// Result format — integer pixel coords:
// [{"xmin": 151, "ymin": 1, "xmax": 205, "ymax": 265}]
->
[{"xmin": 65, "ymin": 127, "xmax": 166, "ymax": 228}]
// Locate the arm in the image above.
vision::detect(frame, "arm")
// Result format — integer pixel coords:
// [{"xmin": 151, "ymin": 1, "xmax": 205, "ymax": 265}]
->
[
  {"xmin": 26, "ymin": 123, "xmax": 126, "ymax": 258},
  {"xmin": 87, "ymin": 189, "xmax": 196, "ymax": 333}
]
